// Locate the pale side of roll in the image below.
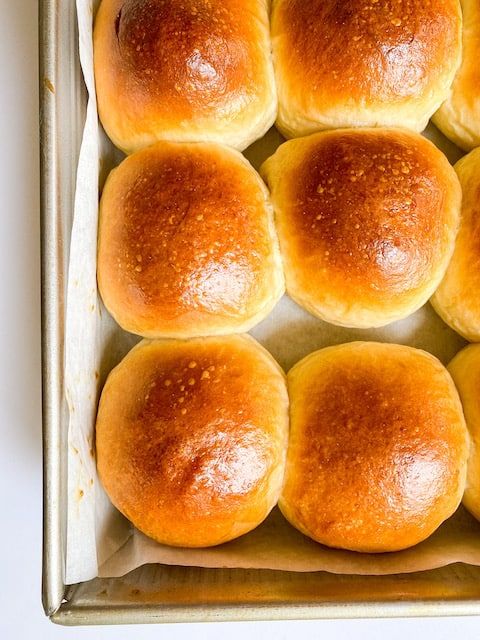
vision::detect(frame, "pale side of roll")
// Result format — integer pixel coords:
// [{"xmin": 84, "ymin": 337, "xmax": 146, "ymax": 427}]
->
[
  {"xmin": 433, "ymin": 0, "xmax": 480, "ymax": 151},
  {"xmin": 448, "ymin": 344, "xmax": 480, "ymax": 522},
  {"xmin": 431, "ymin": 148, "xmax": 480, "ymax": 342}
]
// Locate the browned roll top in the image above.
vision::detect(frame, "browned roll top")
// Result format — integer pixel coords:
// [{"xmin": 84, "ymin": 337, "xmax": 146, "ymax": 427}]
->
[
  {"xmin": 96, "ymin": 335, "xmax": 289, "ymax": 547},
  {"xmin": 280, "ymin": 342, "xmax": 469, "ymax": 552},
  {"xmin": 284, "ymin": 134, "xmax": 443, "ymax": 292},
  {"xmin": 114, "ymin": 0, "xmax": 250, "ymax": 115},
  {"xmin": 261, "ymin": 129, "xmax": 460, "ymax": 328},
  {"xmin": 279, "ymin": 0, "xmax": 457, "ymax": 101},
  {"xmin": 97, "ymin": 141, "xmax": 284, "ymax": 338},
  {"xmin": 94, "ymin": 0, "xmax": 277, "ymax": 151},
  {"xmin": 271, "ymin": 0, "xmax": 461, "ymax": 136}
]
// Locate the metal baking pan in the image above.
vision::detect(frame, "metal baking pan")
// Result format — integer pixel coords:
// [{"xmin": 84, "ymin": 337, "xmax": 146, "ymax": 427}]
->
[{"xmin": 40, "ymin": 0, "xmax": 480, "ymax": 625}]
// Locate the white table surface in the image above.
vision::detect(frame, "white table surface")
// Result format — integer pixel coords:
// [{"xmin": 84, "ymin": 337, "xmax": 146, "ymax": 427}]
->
[{"xmin": 1, "ymin": 1, "xmax": 479, "ymax": 637}]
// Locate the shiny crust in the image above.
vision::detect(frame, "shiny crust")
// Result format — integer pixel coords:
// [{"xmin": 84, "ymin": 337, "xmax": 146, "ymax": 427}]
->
[
  {"xmin": 433, "ymin": 0, "xmax": 480, "ymax": 150},
  {"xmin": 261, "ymin": 129, "xmax": 461, "ymax": 329},
  {"xmin": 280, "ymin": 342, "xmax": 468, "ymax": 553},
  {"xmin": 94, "ymin": 0, "xmax": 277, "ymax": 153},
  {"xmin": 431, "ymin": 149, "xmax": 480, "ymax": 342},
  {"xmin": 448, "ymin": 344, "xmax": 480, "ymax": 522},
  {"xmin": 96, "ymin": 334, "xmax": 289, "ymax": 547},
  {"xmin": 271, "ymin": 0, "xmax": 462, "ymax": 138},
  {"xmin": 97, "ymin": 141, "xmax": 284, "ymax": 338}
]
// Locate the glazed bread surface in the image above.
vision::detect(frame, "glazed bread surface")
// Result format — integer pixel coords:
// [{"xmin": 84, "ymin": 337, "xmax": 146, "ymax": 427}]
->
[
  {"xmin": 94, "ymin": 0, "xmax": 277, "ymax": 153},
  {"xmin": 431, "ymin": 148, "xmax": 480, "ymax": 342},
  {"xmin": 271, "ymin": 0, "xmax": 462, "ymax": 138},
  {"xmin": 280, "ymin": 341, "xmax": 469, "ymax": 552},
  {"xmin": 97, "ymin": 141, "xmax": 284, "ymax": 338},
  {"xmin": 261, "ymin": 129, "xmax": 461, "ymax": 329},
  {"xmin": 96, "ymin": 334, "xmax": 289, "ymax": 547}
]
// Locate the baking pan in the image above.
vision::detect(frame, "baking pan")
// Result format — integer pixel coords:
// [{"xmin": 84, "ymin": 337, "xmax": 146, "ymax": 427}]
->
[{"xmin": 40, "ymin": 0, "xmax": 480, "ymax": 624}]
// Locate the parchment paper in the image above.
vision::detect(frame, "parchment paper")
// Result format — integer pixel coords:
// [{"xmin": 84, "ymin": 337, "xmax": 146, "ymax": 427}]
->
[{"xmin": 66, "ymin": 0, "xmax": 480, "ymax": 584}]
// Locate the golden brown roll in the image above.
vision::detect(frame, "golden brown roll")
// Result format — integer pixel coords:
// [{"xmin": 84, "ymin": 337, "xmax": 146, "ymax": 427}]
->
[
  {"xmin": 96, "ymin": 334, "xmax": 289, "ymax": 547},
  {"xmin": 448, "ymin": 344, "xmax": 480, "ymax": 521},
  {"xmin": 93, "ymin": 0, "xmax": 277, "ymax": 153},
  {"xmin": 261, "ymin": 129, "xmax": 461, "ymax": 329},
  {"xmin": 98, "ymin": 141, "xmax": 284, "ymax": 338},
  {"xmin": 431, "ymin": 148, "xmax": 480, "ymax": 341},
  {"xmin": 280, "ymin": 342, "xmax": 468, "ymax": 553},
  {"xmin": 433, "ymin": 1, "xmax": 480, "ymax": 150},
  {"xmin": 271, "ymin": 0, "xmax": 462, "ymax": 138}
]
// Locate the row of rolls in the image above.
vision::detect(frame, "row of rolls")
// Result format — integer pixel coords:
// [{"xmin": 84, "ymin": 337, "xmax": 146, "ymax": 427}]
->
[
  {"xmin": 94, "ymin": 0, "xmax": 480, "ymax": 152},
  {"xmin": 93, "ymin": 0, "xmax": 480, "ymax": 554},
  {"xmin": 96, "ymin": 334, "xmax": 480, "ymax": 553},
  {"xmin": 98, "ymin": 130, "xmax": 480, "ymax": 342}
]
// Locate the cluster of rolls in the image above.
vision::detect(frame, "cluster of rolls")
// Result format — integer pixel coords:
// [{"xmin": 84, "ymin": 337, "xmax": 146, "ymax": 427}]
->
[{"xmin": 93, "ymin": 0, "xmax": 480, "ymax": 553}]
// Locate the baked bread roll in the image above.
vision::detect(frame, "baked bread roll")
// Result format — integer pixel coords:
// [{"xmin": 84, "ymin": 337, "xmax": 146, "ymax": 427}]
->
[
  {"xmin": 448, "ymin": 344, "xmax": 480, "ymax": 521},
  {"xmin": 281, "ymin": 342, "xmax": 468, "ymax": 553},
  {"xmin": 98, "ymin": 141, "xmax": 284, "ymax": 338},
  {"xmin": 431, "ymin": 148, "xmax": 480, "ymax": 341},
  {"xmin": 271, "ymin": 0, "xmax": 462, "ymax": 138},
  {"xmin": 261, "ymin": 129, "xmax": 461, "ymax": 329},
  {"xmin": 94, "ymin": 0, "xmax": 276, "ymax": 153},
  {"xmin": 433, "ymin": 0, "xmax": 480, "ymax": 150},
  {"xmin": 96, "ymin": 334, "xmax": 289, "ymax": 547}
]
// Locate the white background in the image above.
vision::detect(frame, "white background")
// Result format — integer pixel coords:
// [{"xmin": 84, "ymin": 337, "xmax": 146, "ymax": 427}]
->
[{"xmin": 1, "ymin": 0, "xmax": 479, "ymax": 637}]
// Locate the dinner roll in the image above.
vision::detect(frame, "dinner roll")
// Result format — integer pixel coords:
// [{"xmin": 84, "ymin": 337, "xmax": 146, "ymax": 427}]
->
[
  {"xmin": 93, "ymin": 0, "xmax": 276, "ymax": 153},
  {"xmin": 433, "ymin": 0, "xmax": 480, "ymax": 150},
  {"xmin": 261, "ymin": 129, "xmax": 461, "ymax": 329},
  {"xmin": 431, "ymin": 148, "xmax": 480, "ymax": 341},
  {"xmin": 281, "ymin": 342, "xmax": 468, "ymax": 553},
  {"xmin": 98, "ymin": 141, "xmax": 284, "ymax": 338},
  {"xmin": 96, "ymin": 334, "xmax": 289, "ymax": 547},
  {"xmin": 271, "ymin": 0, "xmax": 462, "ymax": 138},
  {"xmin": 448, "ymin": 344, "xmax": 480, "ymax": 521}
]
